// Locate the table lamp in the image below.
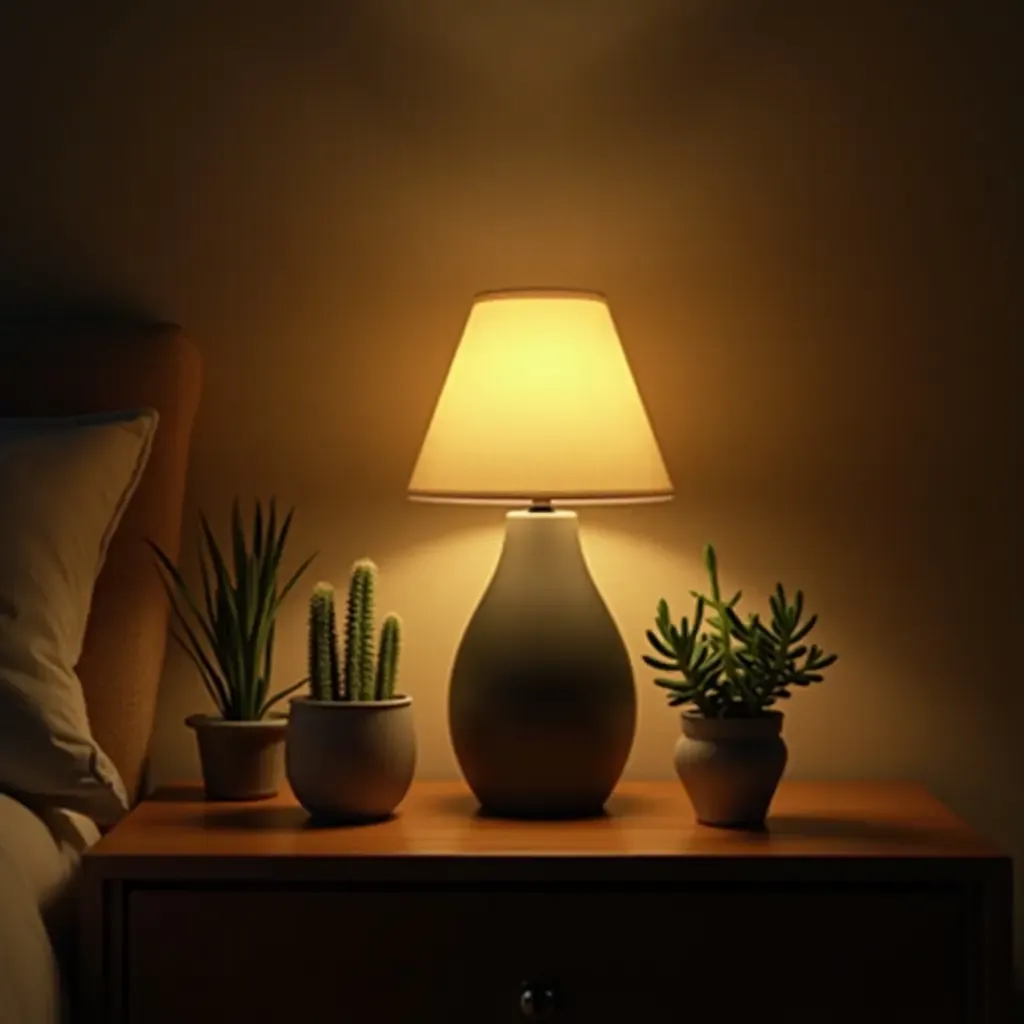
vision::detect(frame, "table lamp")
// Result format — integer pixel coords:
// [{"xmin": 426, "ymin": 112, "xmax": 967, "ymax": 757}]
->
[{"xmin": 410, "ymin": 289, "xmax": 673, "ymax": 818}]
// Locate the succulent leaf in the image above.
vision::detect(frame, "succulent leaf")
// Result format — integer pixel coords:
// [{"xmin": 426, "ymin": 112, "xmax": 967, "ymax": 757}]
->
[
  {"xmin": 646, "ymin": 629, "xmax": 676, "ymax": 659},
  {"xmin": 645, "ymin": 544, "xmax": 837, "ymax": 718}
]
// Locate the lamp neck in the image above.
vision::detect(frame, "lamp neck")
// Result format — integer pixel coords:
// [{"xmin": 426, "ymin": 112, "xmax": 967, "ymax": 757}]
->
[{"xmin": 495, "ymin": 509, "xmax": 586, "ymax": 586}]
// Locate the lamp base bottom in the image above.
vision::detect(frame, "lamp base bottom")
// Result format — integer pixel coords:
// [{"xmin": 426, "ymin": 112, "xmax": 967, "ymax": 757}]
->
[{"xmin": 474, "ymin": 799, "xmax": 608, "ymax": 822}]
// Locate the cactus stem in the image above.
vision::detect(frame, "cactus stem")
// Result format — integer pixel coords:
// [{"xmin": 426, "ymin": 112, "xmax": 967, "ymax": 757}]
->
[{"xmin": 308, "ymin": 582, "xmax": 339, "ymax": 701}]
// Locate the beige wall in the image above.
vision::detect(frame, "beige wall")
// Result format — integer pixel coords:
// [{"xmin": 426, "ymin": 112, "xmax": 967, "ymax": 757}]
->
[{"xmin": 3, "ymin": 0, "xmax": 1022, "ymax": 977}]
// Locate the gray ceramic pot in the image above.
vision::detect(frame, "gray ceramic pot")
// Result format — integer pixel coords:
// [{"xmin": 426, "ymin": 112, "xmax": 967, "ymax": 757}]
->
[
  {"xmin": 674, "ymin": 710, "xmax": 788, "ymax": 827},
  {"xmin": 286, "ymin": 696, "xmax": 416, "ymax": 823},
  {"xmin": 186, "ymin": 714, "xmax": 287, "ymax": 801}
]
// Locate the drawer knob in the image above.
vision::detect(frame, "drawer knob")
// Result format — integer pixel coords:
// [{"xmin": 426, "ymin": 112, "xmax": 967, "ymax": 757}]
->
[{"xmin": 519, "ymin": 981, "xmax": 558, "ymax": 1020}]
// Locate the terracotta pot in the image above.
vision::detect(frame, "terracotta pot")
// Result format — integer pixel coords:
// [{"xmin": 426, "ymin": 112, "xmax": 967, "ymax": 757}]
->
[
  {"xmin": 674, "ymin": 710, "xmax": 788, "ymax": 827},
  {"xmin": 286, "ymin": 696, "xmax": 416, "ymax": 823},
  {"xmin": 186, "ymin": 714, "xmax": 287, "ymax": 800}
]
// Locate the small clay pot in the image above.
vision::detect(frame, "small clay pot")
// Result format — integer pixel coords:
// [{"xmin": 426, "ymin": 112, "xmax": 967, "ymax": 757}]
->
[
  {"xmin": 186, "ymin": 714, "xmax": 287, "ymax": 800},
  {"xmin": 286, "ymin": 696, "xmax": 416, "ymax": 823},
  {"xmin": 674, "ymin": 710, "xmax": 788, "ymax": 827}
]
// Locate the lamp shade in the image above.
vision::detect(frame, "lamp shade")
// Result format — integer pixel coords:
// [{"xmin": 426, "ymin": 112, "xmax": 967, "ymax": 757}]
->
[{"xmin": 409, "ymin": 290, "xmax": 673, "ymax": 505}]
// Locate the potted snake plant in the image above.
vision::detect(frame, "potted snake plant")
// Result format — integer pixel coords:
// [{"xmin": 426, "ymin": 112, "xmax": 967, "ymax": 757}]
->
[
  {"xmin": 150, "ymin": 500, "xmax": 315, "ymax": 800},
  {"xmin": 645, "ymin": 544, "xmax": 838, "ymax": 827},
  {"xmin": 286, "ymin": 559, "xmax": 414, "ymax": 823}
]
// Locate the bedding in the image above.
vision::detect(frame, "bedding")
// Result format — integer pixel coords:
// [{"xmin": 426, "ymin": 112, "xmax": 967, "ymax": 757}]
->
[
  {"xmin": 0, "ymin": 792, "xmax": 98, "ymax": 1024},
  {"xmin": 0, "ymin": 408, "xmax": 158, "ymax": 825},
  {"xmin": 0, "ymin": 325, "xmax": 202, "ymax": 1024}
]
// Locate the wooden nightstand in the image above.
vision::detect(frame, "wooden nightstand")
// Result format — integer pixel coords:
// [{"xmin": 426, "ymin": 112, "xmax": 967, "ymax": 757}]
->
[{"xmin": 79, "ymin": 780, "xmax": 1012, "ymax": 1024}]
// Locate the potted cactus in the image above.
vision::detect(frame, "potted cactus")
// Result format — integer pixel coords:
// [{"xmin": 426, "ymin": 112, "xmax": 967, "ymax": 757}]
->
[
  {"xmin": 645, "ymin": 543, "xmax": 837, "ymax": 827},
  {"xmin": 285, "ymin": 559, "xmax": 415, "ymax": 822}
]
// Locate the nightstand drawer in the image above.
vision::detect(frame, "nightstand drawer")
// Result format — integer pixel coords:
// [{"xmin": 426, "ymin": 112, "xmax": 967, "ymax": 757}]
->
[{"xmin": 124, "ymin": 883, "xmax": 968, "ymax": 1023}]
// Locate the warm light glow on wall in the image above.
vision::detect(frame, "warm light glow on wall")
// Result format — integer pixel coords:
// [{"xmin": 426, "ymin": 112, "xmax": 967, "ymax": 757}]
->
[{"xmin": 409, "ymin": 289, "xmax": 673, "ymax": 504}]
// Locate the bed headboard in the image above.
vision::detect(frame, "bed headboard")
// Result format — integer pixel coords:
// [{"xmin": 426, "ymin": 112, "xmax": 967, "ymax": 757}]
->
[{"xmin": 0, "ymin": 322, "xmax": 202, "ymax": 803}]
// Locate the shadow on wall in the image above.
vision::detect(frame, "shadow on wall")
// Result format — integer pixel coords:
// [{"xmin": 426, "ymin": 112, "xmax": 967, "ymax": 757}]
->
[{"xmin": 0, "ymin": 300, "xmax": 163, "ymax": 342}]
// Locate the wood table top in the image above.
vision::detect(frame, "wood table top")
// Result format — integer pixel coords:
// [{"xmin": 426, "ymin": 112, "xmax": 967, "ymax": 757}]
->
[{"xmin": 88, "ymin": 780, "xmax": 1004, "ymax": 868}]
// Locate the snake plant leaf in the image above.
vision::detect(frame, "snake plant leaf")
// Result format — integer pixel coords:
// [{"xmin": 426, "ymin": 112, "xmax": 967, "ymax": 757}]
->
[
  {"xmin": 272, "ymin": 505, "xmax": 294, "ymax": 576},
  {"xmin": 229, "ymin": 499, "xmax": 253, "ymax": 636},
  {"xmin": 148, "ymin": 542, "xmax": 220, "ymax": 657},
  {"xmin": 198, "ymin": 555, "xmax": 217, "ymax": 643},
  {"xmin": 165, "ymin": 605, "xmax": 229, "ymax": 711},
  {"xmin": 258, "ymin": 676, "xmax": 310, "ymax": 718},
  {"xmin": 159, "ymin": 566, "xmax": 240, "ymax": 718},
  {"xmin": 253, "ymin": 500, "xmax": 264, "ymax": 564},
  {"xmin": 172, "ymin": 606, "xmax": 231, "ymax": 711},
  {"xmin": 277, "ymin": 553, "xmax": 319, "ymax": 610},
  {"xmin": 257, "ymin": 505, "xmax": 278, "ymax": 617},
  {"xmin": 258, "ymin": 501, "xmax": 277, "ymax": 597},
  {"xmin": 202, "ymin": 517, "xmax": 248, "ymax": 712},
  {"xmin": 152, "ymin": 500, "xmax": 314, "ymax": 721},
  {"xmin": 256, "ymin": 625, "xmax": 275, "ymax": 715},
  {"xmin": 169, "ymin": 629, "xmax": 229, "ymax": 714},
  {"xmin": 243, "ymin": 501, "xmax": 260, "ymax": 638},
  {"xmin": 200, "ymin": 515, "xmax": 238, "ymax": 628}
]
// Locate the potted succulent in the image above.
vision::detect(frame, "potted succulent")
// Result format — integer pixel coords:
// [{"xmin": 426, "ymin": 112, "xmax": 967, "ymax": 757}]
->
[
  {"xmin": 150, "ymin": 500, "xmax": 315, "ymax": 800},
  {"xmin": 645, "ymin": 543, "xmax": 837, "ymax": 827},
  {"xmin": 286, "ymin": 559, "xmax": 415, "ymax": 823}
]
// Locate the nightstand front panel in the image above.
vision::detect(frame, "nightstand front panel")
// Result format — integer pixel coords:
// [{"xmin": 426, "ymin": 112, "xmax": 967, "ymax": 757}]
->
[{"xmin": 124, "ymin": 883, "xmax": 968, "ymax": 1024}]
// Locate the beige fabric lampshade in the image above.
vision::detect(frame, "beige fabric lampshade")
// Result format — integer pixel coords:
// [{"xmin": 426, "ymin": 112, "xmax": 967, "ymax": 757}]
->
[{"xmin": 409, "ymin": 289, "xmax": 673, "ymax": 504}]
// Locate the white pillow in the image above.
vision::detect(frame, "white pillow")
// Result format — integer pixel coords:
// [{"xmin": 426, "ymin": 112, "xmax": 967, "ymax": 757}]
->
[{"xmin": 0, "ymin": 409, "xmax": 158, "ymax": 825}]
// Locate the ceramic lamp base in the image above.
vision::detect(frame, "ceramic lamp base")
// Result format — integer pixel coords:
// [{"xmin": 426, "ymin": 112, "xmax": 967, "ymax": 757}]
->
[{"xmin": 448, "ymin": 510, "xmax": 635, "ymax": 819}]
